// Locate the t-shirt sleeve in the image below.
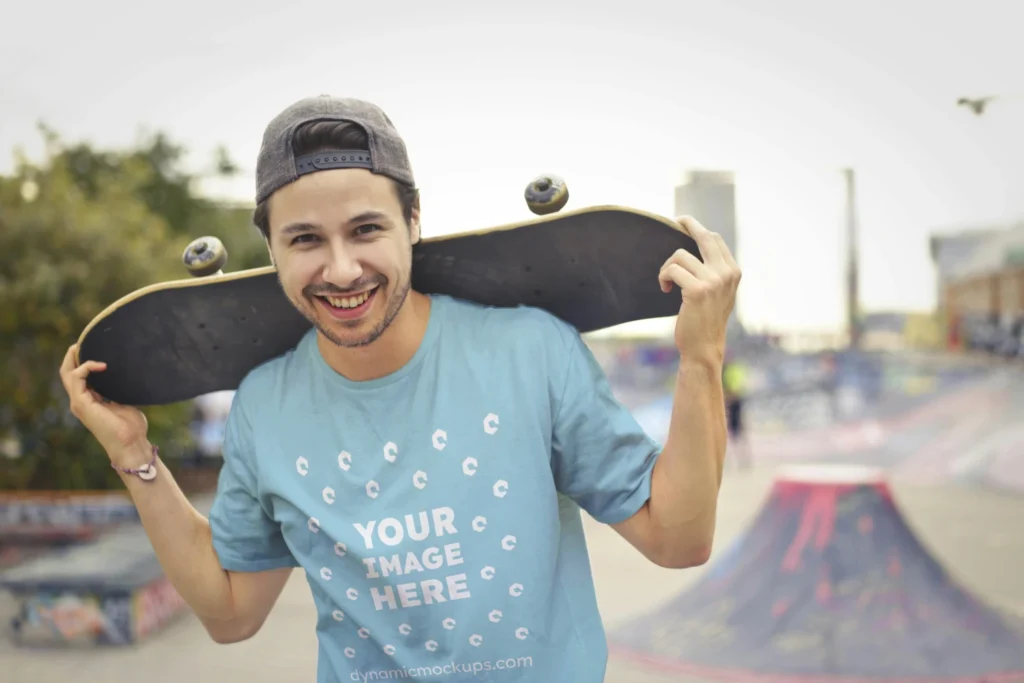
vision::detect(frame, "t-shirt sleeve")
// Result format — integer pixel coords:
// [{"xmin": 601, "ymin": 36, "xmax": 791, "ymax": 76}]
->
[
  {"xmin": 208, "ymin": 393, "xmax": 299, "ymax": 573},
  {"xmin": 549, "ymin": 322, "xmax": 663, "ymax": 525}
]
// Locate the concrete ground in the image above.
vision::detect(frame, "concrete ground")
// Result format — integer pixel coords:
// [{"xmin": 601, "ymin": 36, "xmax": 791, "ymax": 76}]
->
[{"xmin": 4, "ymin": 464, "xmax": 1024, "ymax": 683}]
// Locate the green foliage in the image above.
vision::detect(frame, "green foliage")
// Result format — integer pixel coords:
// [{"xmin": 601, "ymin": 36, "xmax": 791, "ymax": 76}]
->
[{"xmin": 0, "ymin": 124, "xmax": 265, "ymax": 490}]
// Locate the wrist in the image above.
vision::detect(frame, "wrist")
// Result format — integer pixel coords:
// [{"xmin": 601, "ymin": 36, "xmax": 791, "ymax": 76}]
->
[
  {"xmin": 677, "ymin": 337, "xmax": 725, "ymax": 368},
  {"xmin": 678, "ymin": 353, "xmax": 723, "ymax": 375},
  {"xmin": 110, "ymin": 441, "xmax": 156, "ymax": 470}
]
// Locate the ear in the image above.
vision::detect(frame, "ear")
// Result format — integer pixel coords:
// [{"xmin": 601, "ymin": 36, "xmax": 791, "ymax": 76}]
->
[{"xmin": 408, "ymin": 202, "xmax": 422, "ymax": 245}]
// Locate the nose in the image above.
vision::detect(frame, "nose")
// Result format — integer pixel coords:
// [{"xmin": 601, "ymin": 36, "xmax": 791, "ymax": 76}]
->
[{"xmin": 321, "ymin": 241, "xmax": 363, "ymax": 288}]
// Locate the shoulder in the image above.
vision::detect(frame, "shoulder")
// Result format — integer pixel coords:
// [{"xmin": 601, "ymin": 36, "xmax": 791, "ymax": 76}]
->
[
  {"xmin": 228, "ymin": 328, "xmax": 317, "ymax": 424},
  {"xmin": 436, "ymin": 296, "xmax": 595, "ymax": 402},
  {"xmin": 437, "ymin": 295, "xmax": 582, "ymax": 358}
]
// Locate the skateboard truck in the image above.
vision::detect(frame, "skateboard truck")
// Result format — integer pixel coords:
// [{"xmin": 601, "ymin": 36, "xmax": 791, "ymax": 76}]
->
[
  {"xmin": 182, "ymin": 236, "xmax": 228, "ymax": 277},
  {"xmin": 525, "ymin": 174, "xmax": 569, "ymax": 215}
]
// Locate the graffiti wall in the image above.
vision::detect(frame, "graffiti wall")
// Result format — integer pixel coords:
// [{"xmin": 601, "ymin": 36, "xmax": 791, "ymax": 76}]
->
[
  {"xmin": 13, "ymin": 590, "xmax": 136, "ymax": 645},
  {"xmin": 8, "ymin": 577, "xmax": 188, "ymax": 646},
  {"xmin": 0, "ymin": 524, "xmax": 190, "ymax": 646},
  {"xmin": 133, "ymin": 576, "xmax": 188, "ymax": 641}
]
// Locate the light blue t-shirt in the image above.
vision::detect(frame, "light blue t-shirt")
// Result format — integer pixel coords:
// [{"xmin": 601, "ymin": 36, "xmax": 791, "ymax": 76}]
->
[{"xmin": 208, "ymin": 294, "xmax": 661, "ymax": 682}]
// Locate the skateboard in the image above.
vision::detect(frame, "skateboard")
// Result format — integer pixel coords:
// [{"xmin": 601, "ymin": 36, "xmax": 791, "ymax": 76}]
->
[{"xmin": 76, "ymin": 176, "xmax": 701, "ymax": 406}]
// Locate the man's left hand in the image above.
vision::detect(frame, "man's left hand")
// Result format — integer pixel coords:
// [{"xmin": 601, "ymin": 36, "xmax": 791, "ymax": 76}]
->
[{"xmin": 658, "ymin": 216, "xmax": 742, "ymax": 362}]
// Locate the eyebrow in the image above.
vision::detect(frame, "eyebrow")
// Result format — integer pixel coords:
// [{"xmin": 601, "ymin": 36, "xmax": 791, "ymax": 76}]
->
[
  {"xmin": 347, "ymin": 211, "xmax": 390, "ymax": 226},
  {"xmin": 279, "ymin": 211, "xmax": 390, "ymax": 236},
  {"xmin": 281, "ymin": 222, "xmax": 318, "ymax": 235}
]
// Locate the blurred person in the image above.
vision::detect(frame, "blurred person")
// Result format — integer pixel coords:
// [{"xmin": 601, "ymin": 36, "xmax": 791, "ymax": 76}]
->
[
  {"xmin": 723, "ymin": 353, "xmax": 752, "ymax": 469},
  {"xmin": 59, "ymin": 95, "xmax": 741, "ymax": 683},
  {"xmin": 187, "ymin": 392, "xmax": 234, "ymax": 464}
]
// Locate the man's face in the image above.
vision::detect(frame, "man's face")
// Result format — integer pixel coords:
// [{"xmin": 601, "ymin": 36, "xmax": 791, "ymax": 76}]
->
[{"xmin": 265, "ymin": 168, "xmax": 420, "ymax": 348}]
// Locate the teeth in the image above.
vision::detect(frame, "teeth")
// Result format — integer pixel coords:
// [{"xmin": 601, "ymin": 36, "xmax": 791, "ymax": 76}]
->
[{"xmin": 325, "ymin": 289, "xmax": 373, "ymax": 309}]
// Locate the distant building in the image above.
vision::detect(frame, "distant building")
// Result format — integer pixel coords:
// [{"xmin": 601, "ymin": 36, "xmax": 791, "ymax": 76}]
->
[
  {"xmin": 930, "ymin": 225, "xmax": 1010, "ymax": 307},
  {"xmin": 856, "ymin": 311, "xmax": 943, "ymax": 351},
  {"xmin": 930, "ymin": 220, "xmax": 1024, "ymax": 353},
  {"xmin": 674, "ymin": 170, "xmax": 738, "ymax": 259}
]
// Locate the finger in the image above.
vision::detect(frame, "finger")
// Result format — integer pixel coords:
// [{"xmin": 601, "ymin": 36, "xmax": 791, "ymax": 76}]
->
[
  {"xmin": 712, "ymin": 233, "xmax": 740, "ymax": 272},
  {"xmin": 681, "ymin": 225, "xmax": 736, "ymax": 284},
  {"xmin": 661, "ymin": 247, "xmax": 715, "ymax": 282},
  {"xmin": 677, "ymin": 215, "xmax": 724, "ymax": 264},
  {"xmin": 60, "ymin": 345, "xmax": 79, "ymax": 375},
  {"xmin": 72, "ymin": 360, "xmax": 108, "ymax": 380},
  {"xmin": 60, "ymin": 345, "xmax": 83, "ymax": 395},
  {"xmin": 659, "ymin": 262, "xmax": 703, "ymax": 294},
  {"xmin": 87, "ymin": 389, "xmax": 112, "ymax": 405},
  {"xmin": 67, "ymin": 360, "xmax": 107, "ymax": 409}
]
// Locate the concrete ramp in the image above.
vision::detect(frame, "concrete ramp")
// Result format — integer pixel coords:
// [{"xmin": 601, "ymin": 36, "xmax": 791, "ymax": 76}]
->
[
  {"xmin": 607, "ymin": 465, "xmax": 1024, "ymax": 681},
  {"xmin": 887, "ymin": 369, "xmax": 1024, "ymax": 491}
]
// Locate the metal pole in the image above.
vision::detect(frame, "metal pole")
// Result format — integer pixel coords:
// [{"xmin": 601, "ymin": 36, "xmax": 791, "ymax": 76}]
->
[{"xmin": 844, "ymin": 168, "xmax": 861, "ymax": 349}]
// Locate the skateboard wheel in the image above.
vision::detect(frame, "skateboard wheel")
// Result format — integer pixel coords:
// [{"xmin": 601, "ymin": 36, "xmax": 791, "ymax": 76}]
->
[
  {"xmin": 182, "ymin": 236, "xmax": 228, "ymax": 277},
  {"xmin": 524, "ymin": 174, "xmax": 568, "ymax": 215}
]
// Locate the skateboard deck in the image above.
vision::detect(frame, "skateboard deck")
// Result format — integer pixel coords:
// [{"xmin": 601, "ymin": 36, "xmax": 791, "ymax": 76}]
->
[{"xmin": 76, "ymin": 205, "xmax": 699, "ymax": 406}]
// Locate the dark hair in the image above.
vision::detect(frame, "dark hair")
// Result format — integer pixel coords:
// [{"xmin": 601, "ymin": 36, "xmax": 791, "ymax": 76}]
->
[{"xmin": 252, "ymin": 120, "xmax": 419, "ymax": 239}]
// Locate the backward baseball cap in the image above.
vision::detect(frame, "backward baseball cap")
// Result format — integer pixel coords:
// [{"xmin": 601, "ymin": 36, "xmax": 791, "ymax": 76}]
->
[{"xmin": 255, "ymin": 94, "xmax": 415, "ymax": 205}]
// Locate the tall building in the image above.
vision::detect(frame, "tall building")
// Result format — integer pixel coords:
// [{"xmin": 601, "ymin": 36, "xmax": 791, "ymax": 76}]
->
[
  {"xmin": 674, "ymin": 170, "xmax": 744, "ymax": 338},
  {"xmin": 674, "ymin": 170, "xmax": 738, "ymax": 259}
]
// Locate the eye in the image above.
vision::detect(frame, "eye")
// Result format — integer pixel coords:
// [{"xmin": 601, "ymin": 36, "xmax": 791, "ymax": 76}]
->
[
  {"xmin": 290, "ymin": 234, "xmax": 319, "ymax": 245},
  {"xmin": 355, "ymin": 223, "xmax": 383, "ymax": 236}
]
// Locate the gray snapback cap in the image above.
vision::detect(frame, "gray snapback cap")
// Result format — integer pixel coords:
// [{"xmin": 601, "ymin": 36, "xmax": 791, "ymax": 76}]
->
[{"xmin": 255, "ymin": 94, "xmax": 415, "ymax": 205}]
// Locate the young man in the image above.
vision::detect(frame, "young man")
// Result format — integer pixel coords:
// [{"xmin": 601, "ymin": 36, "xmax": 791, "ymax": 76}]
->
[
  {"xmin": 60, "ymin": 95, "xmax": 741, "ymax": 682},
  {"xmin": 723, "ymin": 355, "xmax": 753, "ymax": 469}
]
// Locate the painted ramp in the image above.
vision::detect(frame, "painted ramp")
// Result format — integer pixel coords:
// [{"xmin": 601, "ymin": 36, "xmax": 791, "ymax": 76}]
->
[{"xmin": 608, "ymin": 465, "xmax": 1024, "ymax": 681}]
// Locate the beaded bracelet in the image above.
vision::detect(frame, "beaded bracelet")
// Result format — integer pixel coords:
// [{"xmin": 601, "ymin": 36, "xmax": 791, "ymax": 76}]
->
[{"xmin": 111, "ymin": 445, "xmax": 159, "ymax": 481}]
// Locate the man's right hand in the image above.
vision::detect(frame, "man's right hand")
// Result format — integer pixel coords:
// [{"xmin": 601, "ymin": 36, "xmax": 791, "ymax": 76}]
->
[{"xmin": 60, "ymin": 344, "xmax": 151, "ymax": 466}]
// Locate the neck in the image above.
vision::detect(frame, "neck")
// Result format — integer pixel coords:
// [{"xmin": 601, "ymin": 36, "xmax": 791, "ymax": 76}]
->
[{"xmin": 316, "ymin": 290, "xmax": 433, "ymax": 382}]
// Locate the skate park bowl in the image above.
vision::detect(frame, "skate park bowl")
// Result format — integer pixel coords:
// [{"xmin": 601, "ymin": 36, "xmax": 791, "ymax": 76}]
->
[
  {"xmin": 607, "ymin": 463, "xmax": 1024, "ymax": 681},
  {"xmin": 619, "ymin": 347, "xmax": 1024, "ymax": 493}
]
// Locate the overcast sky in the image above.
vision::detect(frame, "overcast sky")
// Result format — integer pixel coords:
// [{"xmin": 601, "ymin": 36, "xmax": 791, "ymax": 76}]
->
[{"xmin": 3, "ymin": 0, "xmax": 1021, "ymax": 336}]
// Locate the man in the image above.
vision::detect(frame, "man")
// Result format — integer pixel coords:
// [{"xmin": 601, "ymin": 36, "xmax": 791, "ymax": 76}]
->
[
  {"xmin": 723, "ymin": 354, "xmax": 752, "ymax": 469},
  {"xmin": 60, "ymin": 95, "xmax": 741, "ymax": 682}
]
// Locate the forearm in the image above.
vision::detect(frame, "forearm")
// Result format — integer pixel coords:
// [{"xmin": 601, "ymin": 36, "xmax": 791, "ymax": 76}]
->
[
  {"xmin": 647, "ymin": 358, "xmax": 727, "ymax": 559},
  {"xmin": 112, "ymin": 443, "xmax": 239, "ymax": 623}
]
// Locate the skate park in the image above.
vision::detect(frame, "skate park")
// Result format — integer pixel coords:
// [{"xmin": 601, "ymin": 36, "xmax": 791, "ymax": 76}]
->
[
  {"xmin": 4, "ymin": 5, "xmax": 1024, "ymax": 682},
  {"xmin": 600, "ymin": 341, "xmax": 1024, "ymax": 681},
  {"xmin": 3, "ymin": 343, "xmax": 1024, "ymax": 683},
  {"xmin": 3, "ymin": 260, "xmax": 1024, "ymax": 682}
]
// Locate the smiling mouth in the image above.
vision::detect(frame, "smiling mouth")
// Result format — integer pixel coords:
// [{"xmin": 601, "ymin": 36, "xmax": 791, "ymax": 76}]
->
[
  {"xmin": 315, "ymin": 286, "xmax": 380, "ymax": 319},
  {"xmin": 322, "ymin": 289, "xmax": 374, "ymax": 309}
]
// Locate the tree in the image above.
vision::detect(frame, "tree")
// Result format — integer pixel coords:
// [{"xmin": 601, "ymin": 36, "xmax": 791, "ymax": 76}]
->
[
  {"xmin": 0, "ymin": 125, "xmax": 266, "ymax": 491},
  {"xmin": 52, "ymin": 126, "xmax": 269, "ymax": 271}
]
